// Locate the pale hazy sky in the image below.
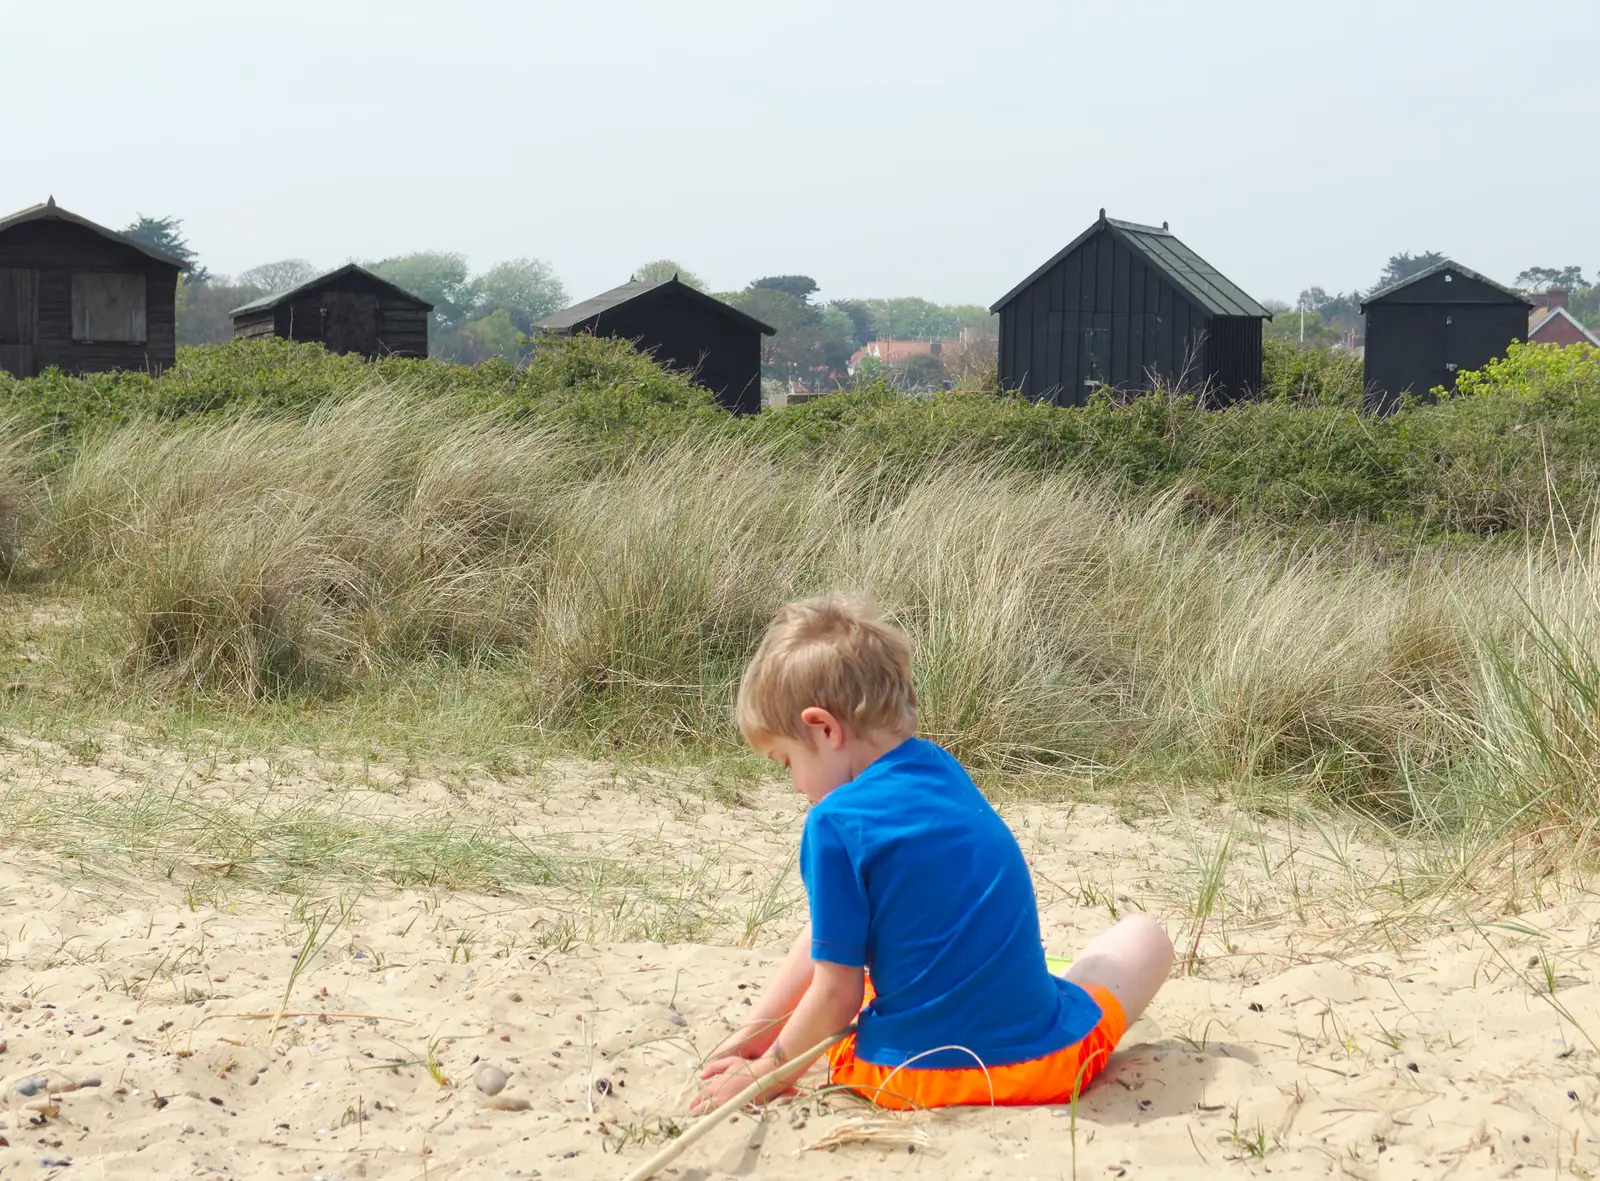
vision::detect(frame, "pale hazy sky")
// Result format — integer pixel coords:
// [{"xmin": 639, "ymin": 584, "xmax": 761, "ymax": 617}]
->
[{"xmin": 5, "ymin": 0, "xmax": 1595, "ymax": 307}]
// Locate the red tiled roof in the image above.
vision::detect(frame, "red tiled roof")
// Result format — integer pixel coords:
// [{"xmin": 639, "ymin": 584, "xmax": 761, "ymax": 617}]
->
[
  {"xmin": 1529, "ymin": 306, "xmax": 1600, "ymax": 348},
  {"xmin": 849, "ymin": 339, "xmax": 941, "ymax": 369}
]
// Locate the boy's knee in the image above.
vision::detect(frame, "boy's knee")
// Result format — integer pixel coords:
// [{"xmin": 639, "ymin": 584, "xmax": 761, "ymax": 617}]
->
[
  {"xmin": 1123, "ymin": 913, "xmax": 1174, "ymax": 954},
  {"xmin": 1108, "ymin": 913, "xmax": 1175, "ymax": 980},
  {"xmin": 1069, "ymin": 915, "xmax": 1175, "ymax": 1027}
]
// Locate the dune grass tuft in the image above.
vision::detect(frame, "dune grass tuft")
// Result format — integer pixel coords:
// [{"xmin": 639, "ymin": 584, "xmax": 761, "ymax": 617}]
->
[{"xmin": 3, "ymin": 381, "xmax": 1600, "ymax": 845}]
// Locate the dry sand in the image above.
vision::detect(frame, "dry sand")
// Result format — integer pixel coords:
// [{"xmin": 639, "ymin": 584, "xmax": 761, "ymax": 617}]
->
[{"xmin": 0, "ymin": 733, "xmax": 1596, "ymax": 1179}]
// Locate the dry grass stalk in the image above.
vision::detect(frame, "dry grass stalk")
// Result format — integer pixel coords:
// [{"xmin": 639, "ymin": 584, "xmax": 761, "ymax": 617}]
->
[
  {"xmin": 803, "ymin": 1115, "xmax": 931, "ymax": 1152},
  {"xmin": 1, "ymin": 386, "xmax": 1599, "ymax": 842}
]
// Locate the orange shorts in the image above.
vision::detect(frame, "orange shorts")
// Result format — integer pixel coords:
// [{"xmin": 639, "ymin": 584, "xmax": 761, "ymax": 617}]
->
[{"xmin": 824, "ymin": 982, "xmax": 1126, "ymax": 1111}]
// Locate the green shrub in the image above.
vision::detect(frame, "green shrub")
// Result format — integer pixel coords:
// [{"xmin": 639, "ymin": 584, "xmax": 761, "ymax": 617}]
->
[
  {"xmin": 10, "ymin": 366, "xmax": 1600, "ymax": 837},
  {"xmin": 753, "ymin": 343, "xmax": 1600, "ymax": 539},
  {"xmin": 1260, "ymin": 337, "xmax": 1365, "ymax": 406},
  {"xmin": 494, "ymin": 333, "xmax": 730, "ymax": 448},
  {"xmin": 0, "ymin": 334, "xmax": 727, "ymax": 451},
  {"xmin": 1395, "ymin": 342, "xmax": 1600, "ymax": 535},
  {"xmin": 3, "ymin": 336, "xmax": 1598, "ymax": 542}
]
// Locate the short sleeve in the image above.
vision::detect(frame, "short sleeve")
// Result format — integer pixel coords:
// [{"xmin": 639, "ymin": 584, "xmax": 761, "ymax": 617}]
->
[{"xmin": 800, "ymin": 812, "xmax": 869, "ymax": 967}]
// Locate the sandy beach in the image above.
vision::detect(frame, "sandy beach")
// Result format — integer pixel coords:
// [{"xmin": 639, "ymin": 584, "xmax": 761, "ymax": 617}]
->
[{"xmin": 0, "ymin": 733, "xmax": 1595, "ymax": 1180}]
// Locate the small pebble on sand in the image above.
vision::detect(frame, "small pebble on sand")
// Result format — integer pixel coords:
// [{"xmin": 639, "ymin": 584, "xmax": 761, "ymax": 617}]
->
[
  {"xmin": 14, "ymin": 1074, "xmax": 46, "ymax": 1097},
  {"xmin": 475, "ymin": 1065, "xmax": 509, "ymax": 1096}
]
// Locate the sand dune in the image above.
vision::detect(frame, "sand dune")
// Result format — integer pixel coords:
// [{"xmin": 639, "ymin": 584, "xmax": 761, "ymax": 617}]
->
[{"xmin": 0, "ymin": 738, "xmax": 1595, "ymax": 1179}]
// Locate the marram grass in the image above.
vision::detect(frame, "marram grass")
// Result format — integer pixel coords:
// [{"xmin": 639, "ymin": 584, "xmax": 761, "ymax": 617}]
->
[{"xmin": 2, "ymin": 382, "xmax": 1599, "ymax": 846}]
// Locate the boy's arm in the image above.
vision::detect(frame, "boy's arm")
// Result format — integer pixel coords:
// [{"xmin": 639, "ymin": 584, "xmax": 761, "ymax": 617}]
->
[
  {"xmin": 704, "ymin": 923, "xmax": 814, "ymax": 1066},
  {"xmin": 693, "ymin": 959, "xmax": 864, "ymax": 1111}
]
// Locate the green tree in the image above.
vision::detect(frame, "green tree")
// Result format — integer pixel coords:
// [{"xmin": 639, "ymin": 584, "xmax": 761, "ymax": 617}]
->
[
  {"xmin": 368, "ymin": 252, "xmax": 474, "ymax": 331},
  {"xmin": 236, "ymin": 259, "xmax": 319, "ymax": 294},
  {"xmin": 124, "ymin": 214, "xmax": 206, "ymax": 280},
  {"xmin": 816, "ymin": 304, "xmax": 859, "ymax": 375},
  {"xmin": 829, "ymin": 299, "xmax": 872, "ymax": 346},
  {"xmin": 175, "ymin": 275, "xmax": 267, "ymax": 345},
  {"xmin": 947, "ymin": 305, "xmax": 998, "ymax": 335},
  {"xmin": 826, "ymin": 299, "xmax": 994, "ymax": 347},
  {"xmin": 1375, "ymin": 251, "xmax": 1446, "ymax": 290},
  {"xmin": 1298, "ymin": 286, "xmax": 1361, "ymax": 319},
  {"xmin": 851, "ymin": 354, "xmax": 887, "ymax": 385},
  {"xmin": 634, "ymin": 259, "xmax": 707, "ymax": 290},
  {"xmin": 863, "ymin": 297, "xmax": 950, "ymax": 339},
  {"xmin": 1515, "ymin": 265, "xmax": 1588, "ymax": 292},
  {"xmin": 455, "ymin": 308, "xmax": 526, "ymax": 364},
  {"xmin": 471, "ymin": 258, "xmax": 567, "ymax": 333},
  {"xmin": 751, "ymin": 275, "xmax": 820, "ymax": 303},
  {"xmin": 730, "ymin": 286, "xmax": 827, "ymax": 386},
  {"xmin": 854, "ymin": 298, "xmax": 995, "ymax": 341},
  {"xmin": 1265, "ymin": 307, "xmax": 1343, "ymax": 351},
  {"xmin": 898, "ymin": 352, "xmax": 948, "ymax": 390},
  {"xmin": 1569, "ymin": 284, "xmax": 1600, "ymax": 331}
]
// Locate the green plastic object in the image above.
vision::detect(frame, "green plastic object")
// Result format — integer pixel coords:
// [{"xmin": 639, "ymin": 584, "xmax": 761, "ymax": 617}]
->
[{"xmin": 1045, "ymin": 955, "xmax": 1073, "ymax": 975}]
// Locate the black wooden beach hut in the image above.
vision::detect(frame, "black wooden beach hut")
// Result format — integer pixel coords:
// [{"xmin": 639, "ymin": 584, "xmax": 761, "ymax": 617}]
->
[
  {"xmin": 230, "ymin": 264, "xmax": 432, "ymax": 359},
  {"xmin": 0, "ymin": 198, "xmax": 184, "ymax": 379},
  {"xmin": 532, "ymin": 276, "xmax": 775, "ymax": 415},
  {"xmin": 1359, "ymin": 261, "xmax": 1531, "ymax": 414},
  {"xmin": 990, "ymin": 211, "xmax": 1272, "ymax": 405}
]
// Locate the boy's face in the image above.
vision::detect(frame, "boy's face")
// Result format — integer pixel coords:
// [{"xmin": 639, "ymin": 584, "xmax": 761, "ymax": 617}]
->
[{"xmin": 759, "ymin": 729, "xmax": 855, "ymax": 805}]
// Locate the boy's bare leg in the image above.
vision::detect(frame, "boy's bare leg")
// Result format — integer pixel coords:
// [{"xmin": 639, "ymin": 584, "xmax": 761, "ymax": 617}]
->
[{"xmin": 1062, "ymin": 914, "xmax": 1174, "ymax": 1028}]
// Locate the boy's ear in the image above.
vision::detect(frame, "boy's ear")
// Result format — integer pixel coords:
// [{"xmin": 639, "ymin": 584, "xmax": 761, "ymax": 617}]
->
[{"xmin": 799, "ymin": 706, "xmax": 846, "ymax": 749}]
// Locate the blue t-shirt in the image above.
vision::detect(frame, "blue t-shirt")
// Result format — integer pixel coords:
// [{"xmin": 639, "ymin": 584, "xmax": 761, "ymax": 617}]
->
[{"xmin": 800, "ymin": 737, "xmax": 1102, "ymax": 1069}]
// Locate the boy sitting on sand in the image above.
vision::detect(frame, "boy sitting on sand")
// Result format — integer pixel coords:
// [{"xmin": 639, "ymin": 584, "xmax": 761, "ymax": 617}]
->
[{"xmin": 694, "ymin": 596, "xmax": 1173, "ymax": 1112}]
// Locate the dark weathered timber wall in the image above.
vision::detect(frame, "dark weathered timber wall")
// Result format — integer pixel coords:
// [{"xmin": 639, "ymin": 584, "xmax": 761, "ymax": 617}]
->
[
  {"xmin": 1364, "ymin": 269, "xmax": 1529, "ymax": 413},
  {"xmin": 1203, "ymin": 317, "xmax": 1264, "ymax": 404},
  {"xmin": 377, "ymin": 302, "xmax": 429, "ymax": 359},
  {"xmin": 581, "ymin": 288, "xmax": 764, "ymax": 415},
  {"xmin": 997, "ymin": 227, "xmax": 1207, "ymax": 405},
  {"xmin": 0, "ymin": 267, "xmax": 40, "ymax": 377},
  {"xmin": 1365, "ymin": 301, "xmax": 1528, "ymax": 413},
  {"xmin": 283, "ymin": 298, "xmax": 323, "ymax": 345},
  {"xmin": 232, "ymin": 311, "xmax": 277, "ymax": 340},
  {"xmin": 1370, "ymin": 270, "xmax": 1518, "ymax": 307},
  {"xmin": 234, "ymin": 272, "xmax": 429, "ymax": 359},
  {"xmin": 0, "ymin": 219, "xmax": 177, "ymax": 376}
]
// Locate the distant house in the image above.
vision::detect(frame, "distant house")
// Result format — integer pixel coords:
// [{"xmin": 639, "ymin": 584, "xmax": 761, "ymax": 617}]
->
[
  {"xmin": 230, "ymin": 264, "xmax": 432, "ymax": 359},
  {"xmin": 0, "ymin": 197, "xmax": 184, "ymax": 379},
  {"xmin": 1360, "ymin": 261, "xmax": 1531, "ymax": 413},
  {"xmin": 846, "ymin": 332, "xmax": 998, "ymax": 381},
  {"xmin": 847, "ymin": 338, "xmax": 948, "ymax": 376},
  {"xmin": 989, "ymin": 210, "xmax": 1272, "ymax": 405},
  {"xmin": 532, "ymin": 276, "xmax": 775, "ymax": 415},
  {"xmin": 850, "ymin": 339, "xmax": 939, "ymax": 370},
  {"xmin": 1526, "ymin": 290, "xmax": 1600, "ymax": 348}
]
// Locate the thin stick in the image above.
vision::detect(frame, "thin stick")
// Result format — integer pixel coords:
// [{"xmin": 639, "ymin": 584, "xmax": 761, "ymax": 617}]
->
[
  {"xmin": 621, "ymin": 1025, "xmax": 853, "ymax": 1181},
  {"xmin": 216, "ymin": 1011, "xmax": 415, "ymax": 1024}
]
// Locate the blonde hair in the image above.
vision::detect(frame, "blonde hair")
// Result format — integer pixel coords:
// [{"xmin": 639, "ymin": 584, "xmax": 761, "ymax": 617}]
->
[{"xmin": 736, "ymin": 595, "xmax": 918, "ymax": 743}]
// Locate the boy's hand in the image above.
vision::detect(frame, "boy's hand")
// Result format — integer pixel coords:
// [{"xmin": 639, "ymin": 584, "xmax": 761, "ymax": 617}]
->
[
  {"xmin": 690, "ymin": 1053, "xmax": 790, "ymax": 1113},
  {"xmin": 701, "ymin": 1033, "xmax": 765, "ymax": 1070}
]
